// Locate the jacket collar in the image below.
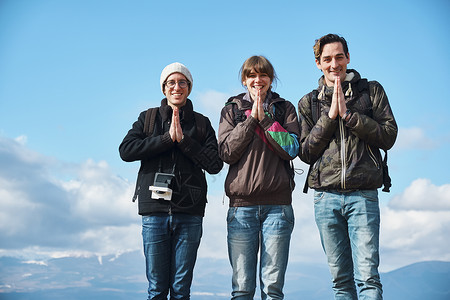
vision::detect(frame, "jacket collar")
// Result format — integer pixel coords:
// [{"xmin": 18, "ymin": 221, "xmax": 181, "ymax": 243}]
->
[
  {"xmin": 317, "ymin": 69, "xmax": 362, "ymax": 102},
  {"xmin": 232, "ymin": 90, "xmax": 283, "ymax": 111},
  {"xmin": 159, "ymin": 98, "xmax": 195, "ymax": 122}
]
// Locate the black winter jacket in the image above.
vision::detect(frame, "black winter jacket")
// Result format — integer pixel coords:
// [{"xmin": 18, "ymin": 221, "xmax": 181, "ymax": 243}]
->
[{"xmin": 119, "ymin": 99, "xmax": 223, "ymax": 216}]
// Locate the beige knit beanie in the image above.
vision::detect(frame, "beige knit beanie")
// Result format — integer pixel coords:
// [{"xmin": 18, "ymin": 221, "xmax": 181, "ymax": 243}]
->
[{"xmin": 160, "ymin": 62, "xmax": 193, "ymax": 95}]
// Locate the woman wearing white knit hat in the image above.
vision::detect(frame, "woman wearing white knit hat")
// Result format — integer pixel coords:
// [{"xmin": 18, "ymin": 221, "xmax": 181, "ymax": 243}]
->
[{"xmin": 119, "ymin": 62, "xmax": 223, "ymax": 299}]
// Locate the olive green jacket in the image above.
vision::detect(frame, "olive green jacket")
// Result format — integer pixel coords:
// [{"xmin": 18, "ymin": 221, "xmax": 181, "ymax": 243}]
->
[{"xmin": 298, "ymin": 70, "xmax": 397, "ymax": 191}]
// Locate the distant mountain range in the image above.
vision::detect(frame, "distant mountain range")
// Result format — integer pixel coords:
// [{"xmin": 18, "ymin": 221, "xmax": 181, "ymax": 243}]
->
[{"xmin": 1, "ymin": 251, "xmax": 449, "ymax": 299}]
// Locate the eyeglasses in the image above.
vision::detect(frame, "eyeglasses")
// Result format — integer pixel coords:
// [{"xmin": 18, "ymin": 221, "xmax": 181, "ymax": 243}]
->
[{"xmin": 164, "ymin": 80, "xmax": 189, "ymax": 89}]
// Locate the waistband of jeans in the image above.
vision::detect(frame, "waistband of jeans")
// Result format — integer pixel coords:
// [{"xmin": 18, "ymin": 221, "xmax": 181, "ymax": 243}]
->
[{"xmin": 316, "ymin": 189, "xmax": 359, "ymax": 194}]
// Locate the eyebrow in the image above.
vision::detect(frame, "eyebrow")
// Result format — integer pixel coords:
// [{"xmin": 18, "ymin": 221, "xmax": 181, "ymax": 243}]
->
[{"xmin": 322, "ymin": 53, "xmax": 346, "ymax": 59}]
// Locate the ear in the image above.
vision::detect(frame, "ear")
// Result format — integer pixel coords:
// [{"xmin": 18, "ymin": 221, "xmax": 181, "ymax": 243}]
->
[
  {"xmin": 315, "ymin": 59, "xmax": 322, "ymax": 71},
  {"xmin": 347, "ymin": 52, "xmax": 350, "ymax": 64}
]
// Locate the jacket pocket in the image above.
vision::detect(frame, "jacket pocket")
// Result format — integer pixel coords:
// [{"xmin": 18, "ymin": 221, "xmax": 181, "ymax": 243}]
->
[
  {"xmin": 309, "ymin": 157, "xmax": 323, "ymax": 187},
  {"xmin": 367, "ymin": 144, "xmax": 380, "ymax": 169}
]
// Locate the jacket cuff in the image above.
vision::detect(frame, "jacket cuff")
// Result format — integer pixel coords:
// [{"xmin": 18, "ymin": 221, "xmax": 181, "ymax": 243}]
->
[
  {"xmin": 345, "ymin": 112, "xmax": 357, "ymax": 127},
  {"xmin": 259, "ymin": 114, "xmax": 273, "ymax": 130},
  {"xmin": 161, "ymin": 131, "xmax": 174, "ymax": 145}
]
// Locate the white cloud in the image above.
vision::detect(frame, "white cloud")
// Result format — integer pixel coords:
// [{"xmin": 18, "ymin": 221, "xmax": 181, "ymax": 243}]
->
[
  {"xmin": 380, "ymin": 179, "xmax": 450, "ymax": 271},
  {"xmin": 388, "ymin": 178, "xmax": 450, "ymax": 211},
  {"xmin": 59, "ymin": 159, "xmax": 137, "ymax": 224},
  {"xmin": 394, "ymin": 127, "xmax": 437, "ymax": 150},
  {"xmin": 0, "ymin": 136, "xmax": 141, "ymax": 259},
  {"xmin": 14, "ymin": 135, "xmax": 28, "ymax": 145}
]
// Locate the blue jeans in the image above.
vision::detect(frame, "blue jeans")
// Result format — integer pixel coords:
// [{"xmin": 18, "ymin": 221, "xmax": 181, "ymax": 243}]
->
[
  {"xmin": 227, "ymin": 205, "xmax": 294, "ymax": 300},
  {"xmin": 314, "ymin": 190, "xmax": 383, "ymax": 300},
  {"xmin": 142, "ymin": 213, "xmax": 203, "ymax": 300}
]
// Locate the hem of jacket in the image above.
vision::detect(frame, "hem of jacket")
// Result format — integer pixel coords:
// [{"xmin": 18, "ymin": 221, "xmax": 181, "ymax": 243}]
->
[
  {"xmin": 138, "ymin": 208, "xmax": 205, "ymax": 217},
  {"xmin": 137, "ymin": 202, "xmax": 206, "ymax": 217},
  {"xmin": 309, "ymin": 183, "xmax": 383, "ymax": 191},
  {"xmin": 228, "ymin": 195, "xmax": 292, "ymax": 207},
  {"xmin": 139, "ymin": 210, "xmax": 205, "ymax": 217}
]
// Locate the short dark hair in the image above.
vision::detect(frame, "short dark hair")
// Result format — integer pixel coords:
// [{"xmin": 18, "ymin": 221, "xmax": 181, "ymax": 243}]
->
[
  {"xmin": 239, "ymin": 55, "xmax": 278, "ymax": 86},
  {"xmin": 313, "ymin": 34, "xmax": 349, "ymax": 61}
]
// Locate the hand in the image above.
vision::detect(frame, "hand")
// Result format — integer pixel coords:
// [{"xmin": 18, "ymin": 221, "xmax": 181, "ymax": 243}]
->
[
  {"xmin": 335, "ymin": 76, "xmax": 347, "ymax": 118},
  {"xmin": 328, "ymin": 76, "xmax": 347, "ymax": 119},
  {"xmin": 251, "ymin": 89, "xmax": 265, "ymax": 121},
  {"xmin": 169, "ymin": 107, "xmax": 183, "ymax": 142}
]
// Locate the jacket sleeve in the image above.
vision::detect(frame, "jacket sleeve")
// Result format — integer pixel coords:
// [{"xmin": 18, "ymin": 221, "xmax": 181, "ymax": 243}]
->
[
  {"xmin": 297, "ymin": 93, "xmax": 339, "ymax": 164},
  {"xmin": 177, "ymin": 116, "xmax": 223, "ymax": 175},
  {"xmin": 119, "ymin": 110, "xmax": 174, "ymax": 162},
  {"xmin": 218, "ymin": 104, "xmax": 259, "ymax": 165},
  {"xmin": 259, "ymin": 101, "xmax": 300, "ymax": 160},
  {"xmin": 345, "ymin": 81, "xmax": 398, "ymax": 150}
]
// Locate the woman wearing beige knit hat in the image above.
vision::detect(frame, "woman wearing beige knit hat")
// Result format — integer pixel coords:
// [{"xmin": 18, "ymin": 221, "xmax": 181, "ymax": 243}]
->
[{"xmin": 119, "ymin": 62, "xmax": 223, "ymax": 299}]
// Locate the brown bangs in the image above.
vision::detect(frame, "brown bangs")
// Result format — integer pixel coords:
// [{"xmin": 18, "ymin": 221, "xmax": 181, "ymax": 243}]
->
[{"xmin": 240, "ymin": 56, "xmax": 276, "ymax": 84}]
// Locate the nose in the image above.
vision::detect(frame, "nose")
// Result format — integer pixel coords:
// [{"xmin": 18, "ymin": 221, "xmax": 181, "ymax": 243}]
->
[
  {"xmin": 173, "ymin": 82, "xmax": 183, "ymax": 90},
  {"xmin": 331, "ymin": 58, "xmax": 339, "ymax": 68}
]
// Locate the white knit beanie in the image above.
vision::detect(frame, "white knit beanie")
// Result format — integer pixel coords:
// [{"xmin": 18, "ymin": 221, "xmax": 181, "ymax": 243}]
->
[{"xmin": 160, "ymin": 62, "xmax": 193, "ymax": 95}]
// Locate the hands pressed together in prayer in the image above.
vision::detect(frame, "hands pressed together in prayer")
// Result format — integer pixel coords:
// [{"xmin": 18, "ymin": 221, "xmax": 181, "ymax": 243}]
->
[
  {"xmin": 251, "ymin": 89, "xmax": 266, "ymax": 121},
  {"xmin": 169, "ymin": 107, "xmax": 184, "ymax": 143},
  {"xmin": 328, "ymin": 76, "xmax": 350, "ymax": 121}
]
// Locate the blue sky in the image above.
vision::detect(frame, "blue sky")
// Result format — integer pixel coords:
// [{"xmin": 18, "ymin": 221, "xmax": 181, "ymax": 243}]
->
[{"xmin": 1, "ymin": 0, "xmax": 450, "ymax": 291}]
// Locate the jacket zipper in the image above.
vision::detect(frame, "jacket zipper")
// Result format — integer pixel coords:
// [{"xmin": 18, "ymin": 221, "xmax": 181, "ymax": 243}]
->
[{"xmin": 339, "ymin": 118, "xmax": 346, "ymax": 190}]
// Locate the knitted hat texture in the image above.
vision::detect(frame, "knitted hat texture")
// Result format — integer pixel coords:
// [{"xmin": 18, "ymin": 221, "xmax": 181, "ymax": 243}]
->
[{"xmin": 160, "ymin": 62, "xmax": 193, "ymax": 94}]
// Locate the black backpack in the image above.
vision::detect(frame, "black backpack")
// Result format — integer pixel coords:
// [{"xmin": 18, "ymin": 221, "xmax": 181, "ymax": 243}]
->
[{"xmin": 303, "ymin": 80, "xmax": 391, "ymax": 193}]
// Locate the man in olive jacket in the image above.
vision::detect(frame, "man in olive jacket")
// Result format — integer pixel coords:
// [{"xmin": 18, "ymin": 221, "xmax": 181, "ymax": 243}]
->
[{"xmin": 298, "ymin": 34, "xmax": 397, "ymax": 299}]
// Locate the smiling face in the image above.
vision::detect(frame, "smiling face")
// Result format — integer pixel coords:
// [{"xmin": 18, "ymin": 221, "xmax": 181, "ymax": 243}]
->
[
  {"xmin": 243, "ymin": 69, "xmax": 272, "ymax": 101},
  {"xmin": 316, "ymin": 41, "xmax": 350, "ymax": 86},
  {"xmin": 163, "ymin": 73, "xmax": 189, "ymax": 108}
]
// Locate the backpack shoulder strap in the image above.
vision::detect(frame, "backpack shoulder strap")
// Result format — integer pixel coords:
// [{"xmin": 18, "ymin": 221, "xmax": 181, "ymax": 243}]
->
[
  {"xmin": 358, "ymin": 78, "xmax": 369, "ymax": 93},
  {"xmin": 303, "ymin": 89, "xmax": 320, "ymax": 194},
  {"xmin": 193, "ymin": 112, "xmax": 207, "ymax": 144},
  {"xmin": 225, "ymin": 99, "xmax": 247, "ymax": 125},
  {"xmin": 360, "ymin": 79, "xmax": 392, "ymax": 192},
  {"xmin": 381, "ymin": 149, "xmax": 391, "ymax": 192},
  {"xmin": 362, "ymin": 79, "xmax": 392, "ymax": 192},
  {"xmin": 143, "ymin": 107, "xmax": 158, "ymax": 136},
  {"xmin": 310, "ymin": 89, "xmax": 320, "ymax": 124},
  {"xmin": 356, "ymin": 79, "xmax": 373, "ymax": 117}
]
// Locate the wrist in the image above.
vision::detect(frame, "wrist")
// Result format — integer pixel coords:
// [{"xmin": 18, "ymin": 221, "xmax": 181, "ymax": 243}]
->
[{"xmin": 342, "ymin": 109, "xmax": 352, "ymax": 122}]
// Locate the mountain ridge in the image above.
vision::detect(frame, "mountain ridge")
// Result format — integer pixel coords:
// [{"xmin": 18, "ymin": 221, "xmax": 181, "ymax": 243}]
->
[{"xmin": 1, "ymin": 252, "xmax": 449, "ymax": 299}]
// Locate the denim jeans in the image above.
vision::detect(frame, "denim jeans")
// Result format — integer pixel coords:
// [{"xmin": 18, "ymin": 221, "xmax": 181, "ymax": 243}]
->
[
  {"xmin": 142, "ymin": 213, "xmax": 203, "ymax": 300},
  {"xmin": 227, "ymin": 205, "xmax": 294, "ymax": 300},
  {"xmin": 314, "ymin": 190, "xmax": 383, "ymax": 300}
]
